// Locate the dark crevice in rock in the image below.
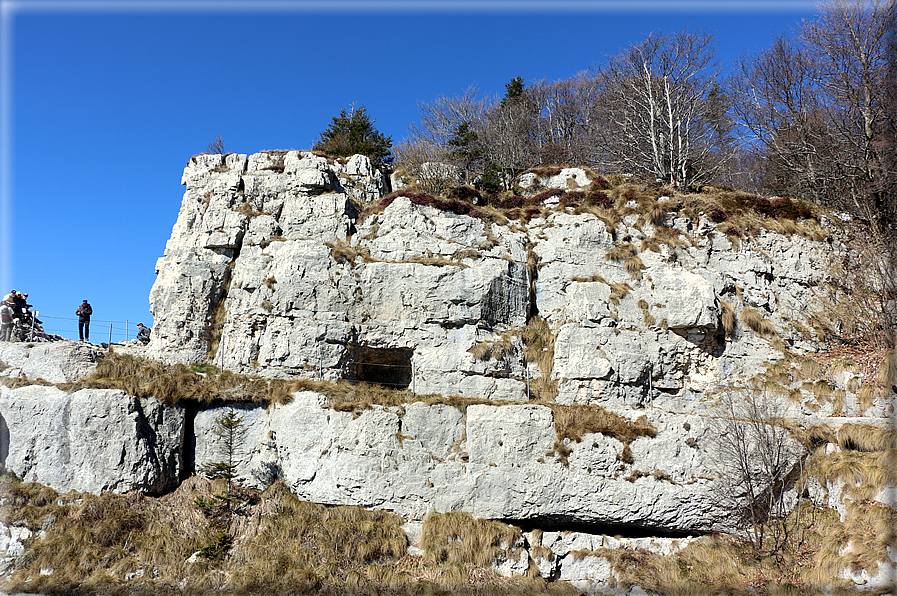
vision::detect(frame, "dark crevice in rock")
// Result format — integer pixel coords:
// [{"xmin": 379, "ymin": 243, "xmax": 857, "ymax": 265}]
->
[
  {"xmin": 183, "ymin": 402, "xmax": 198, "ymax": 481},
  {"xmin": 654, "ymin": 386, "xmax": 680, "ymax": 396},
  {"xmin": 341, "ymin": 345, "xmax": 413, "ymax": 389},
  {"xmin": 504, "ymin": 517, "xmax": 705, "ymax": 539}
]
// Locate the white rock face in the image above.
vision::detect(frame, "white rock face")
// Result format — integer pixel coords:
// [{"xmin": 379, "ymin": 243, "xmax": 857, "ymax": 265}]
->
[
  {"xmin": 518, "ymin": 168, "xmax": 593, "ymax": 191},
  {"xmin": 148, "ymin": 152, "xmax": 840, "ymax": 409},
  {"xmin": 0, "ymin": 522, "xmax": 32, "ymax": 575},
  {"xmin": 0, "ymin": 341, "xmax": 100, "ymax": 383},
  {"xmin": 193, "ymin": 394, "xmax": 731, "ymax": 534},
  {"xmin": 0, "ymin": 385, "xmax": 184, "ymax": 494}
]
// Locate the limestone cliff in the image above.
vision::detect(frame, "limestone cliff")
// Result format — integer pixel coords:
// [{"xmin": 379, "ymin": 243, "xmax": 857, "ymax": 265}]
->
[
  {"xmin": 1, "ymin": 151, "xmax": 895, "ymax": 591},
  {"xmin": 147, "ymin": 152, "xmax": 839, "ymax": 408}
]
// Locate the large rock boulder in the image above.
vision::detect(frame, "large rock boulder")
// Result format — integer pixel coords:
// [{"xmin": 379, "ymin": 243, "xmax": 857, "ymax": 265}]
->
[
  {"xmin": 194, "ymin": 394, "xmax": 731, "ymax": 534},
  {"xmin": 147, "ymin": 151, "xmax": 841, "ymax": 408},
  {"xmin": 0, "ymin": 385, "xmax": 185, "ymax": 494},
  {"xmin": 0, "ymin": 341, "xmax": 100, "ymax": 383}
]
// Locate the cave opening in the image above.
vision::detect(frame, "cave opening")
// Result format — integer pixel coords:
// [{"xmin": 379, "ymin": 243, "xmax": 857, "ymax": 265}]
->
[{"xmin": 348, "ymin": 346, "xmax": 413, "ymax": 389}]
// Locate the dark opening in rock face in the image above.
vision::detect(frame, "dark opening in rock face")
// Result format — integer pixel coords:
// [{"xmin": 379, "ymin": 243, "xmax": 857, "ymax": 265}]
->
[{"xmin": 347, "ymin": 346, "xmax": 413, "ymax": 389}]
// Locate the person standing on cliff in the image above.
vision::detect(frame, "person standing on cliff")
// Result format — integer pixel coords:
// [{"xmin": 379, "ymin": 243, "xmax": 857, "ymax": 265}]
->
[
  {"xmin": 76, "ymin": 300, "xmax": 92, "ymax": 342},
  {"xmin": 0, "ymin": 300, "xmax": 13, "ymax": 341}
]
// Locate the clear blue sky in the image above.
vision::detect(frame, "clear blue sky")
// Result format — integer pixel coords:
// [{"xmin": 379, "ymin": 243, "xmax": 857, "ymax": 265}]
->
[{"xmin": 1, "ymin": 0, "xmax": 818, "ymax": 342}]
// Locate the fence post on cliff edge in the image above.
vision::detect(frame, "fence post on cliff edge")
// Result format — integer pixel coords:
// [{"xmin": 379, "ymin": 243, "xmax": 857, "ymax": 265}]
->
[{"xmin": 108, "ymin": 324, "xmax": 112, "ymax": 346}]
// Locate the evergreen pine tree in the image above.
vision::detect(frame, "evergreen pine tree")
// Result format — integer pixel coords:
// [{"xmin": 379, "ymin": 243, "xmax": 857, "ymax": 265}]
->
[
  {"xmin": 447, "ymin": 121, "xmax": 483, "ymax": 183},
  {"xmin": 312, "ymin": 104, "xmax": 394, "ymax": 170},
  {"xmin": 200, "ymin": 407, "xmax": 247, "ymax": 504},
  {"xmin": 501, "ymin": 76, "xmax": 525, "ymax": 105}
]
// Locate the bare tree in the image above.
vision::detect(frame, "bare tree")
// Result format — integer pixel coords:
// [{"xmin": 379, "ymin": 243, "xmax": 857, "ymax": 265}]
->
[
  {"xmin": 593, "ymin": 30, "xmax": 725, "ymax": 188},
  {"xmin": 801, "ymin": 0, "xmax": 896, "ymax": 213},
  {"xmin": 527, "ymin": 73, "xmax": 604, "ymax": 166},
  {"xmin": 729, "ymin": 0, "xmax": 896, "ymax": 215},
  {"xmin": 207, "ymin": 135, "xmax": 225, "ymax": 155},
  {"xmin": 480, "ymin": 94, "xmax": 541, "ymax": 187},
  {"xmin": 712, "ymin": 390, "xmax": 805, "ymax": 553},
  {"xmin": 407, "ymin": 86, "xmax": 490, "ymax": 150},
  {"xmin": 729, "ymin": 1, "xmax": 897, "ymax": 349}
]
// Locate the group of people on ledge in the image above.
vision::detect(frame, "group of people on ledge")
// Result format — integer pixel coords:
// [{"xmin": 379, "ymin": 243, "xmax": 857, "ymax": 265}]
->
[
  {"xmin": 0, "ymin": 294, "xmax": 151, "ymax": 345},
  {"xmin": 1, "ymin": 290, "xmax": 40, "ymax": 342},
  {"xmin": 75, "ymin": 300, "xmax": 152, "ymax": 345}
]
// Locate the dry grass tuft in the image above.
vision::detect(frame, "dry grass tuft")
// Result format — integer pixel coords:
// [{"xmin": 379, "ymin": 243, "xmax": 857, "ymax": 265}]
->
[
  {"xmin": 835, "ymin": 424, "xmax": 897, "ymax": 452},
  {"xmin": 468, "ymin": 336, "xmax": 515, "ymax": 361},
  {"xmin": 624, "ymin": 256, "xmax": 645, "ymax": 279},
  {"xmin": 61, "ymin": 352, "xmax": 329, "ymax": 406},
  {"xmin": 419, "ymin": 511, "xmax": 521, "ymax": 568},
  {"xmin": 605, "ymin": 241, "xmax": 638, "ymax": 262},
  {"xmin": 547, "ymin": 404, "xmax": 657, "ymax": 466},
  {"xmin": 720, "ymin": 301, "xmax": 736, "ymax": 338},
  {"xmin": 637, "ymin": 299, "xmax": 655, "ymax": 326},
  {"xmin": 326, "ymin": 239, "xmax": 373, "ymax": 266},
  {"xmin": 3, "ymin": 476, "xmax": 575, "ymax": 595},
  {"xmin": 570, "ymin": 273, "xmax": 608, "ymax": 284},
  {"xmin": 404, "ymin": 255, "xmax": 470, "ymax": 268},
  {"xmin": 521, "ymin": 317, "xmax": 558, "ymax": 401},
  {"xmin": 740, "ymin": 306, "xmax": 779, "ymax": 339},
  {"xmin": 877, "ymin": 349, "xmax": 896, "ymax": 386},
  {"xmin": 609, "ymin": 282, "xmax": 632, "ymax": 305}
]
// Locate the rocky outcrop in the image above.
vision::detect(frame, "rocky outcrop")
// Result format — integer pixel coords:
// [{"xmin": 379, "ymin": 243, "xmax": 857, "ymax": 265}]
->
[
  {"xmin": 0, "ymin": 341, "xmax": 99, "ymax": 384},
  {"xmin": 194, "ymin": 395, "xmax": 728, "ymax": 534},
  {"xmin": 1, "ymin": 363, "xmax": 893, "ymax": 590},
  {"xmin": 147, "ymin": 152, "xmax": 840, "ymax": 408},
  {"xmin": 0, "ymin": 385, "xmax": 184, "ymax": 494}
]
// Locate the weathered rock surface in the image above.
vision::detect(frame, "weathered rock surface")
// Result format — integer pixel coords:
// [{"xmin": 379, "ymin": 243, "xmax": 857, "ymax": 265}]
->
[
  {"xmin": 0, "ymin": 385, "xmax": 184, "ymax": 494},
  {"xmin": 0, "ymin": 342, "xmax": 100, "ymax": 384},
  {"xmin": 4, "ymin": 153, "xmax": 890, "ymax": 591},
  {"xmin": 194, "ymin": 394, "xmax": 730, "ymax": 534},
  {"xmin": 147, "ymin": 152, "xmax": 842, "ymax": 408},
  {"xmin": 518, "ymin": 167, "xmax": 594, "ymax": 192}
]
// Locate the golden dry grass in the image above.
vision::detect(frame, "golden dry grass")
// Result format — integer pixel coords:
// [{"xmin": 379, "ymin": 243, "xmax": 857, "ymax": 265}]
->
[
  {"xmin": 581, "ymin": 496, "xmax": 893, "ymax": 596},
  {"xmin": 740, "ymin": 306, "xmax": 779, "ymax": 339},
  {"xmin": 609, "ymin": 282, "xmax": 632, "ymax": 305},
  {"xmin": 206, "ymin": 265, "xmax": 233, "ymax": 359},
  {"xmin": 520, "ymin": 316, "xmax": 558, "ymax": 401},
  {"xmin": 877, "ymin": 349, "xmax": 896, "ymax": 386},
  {"xmin": 547, "ymin": 404, "xmax": 657, "ymax": 466},
  {"xmin": 638, "ymin": 299, "xmax": 656, "ymax": 326},
  {"xmin": 325, "ymin": 239, "xmax": 373, "ymax": 266},
  {"xmin": 468, "ymin": 336, "xmax": 515, "ymax": 361},
  {"xmin": 419, "ymin": 511, "xmax": 522, "ymax": 568},
  {"xmin": 605, "ymin": 241, "xmax": 638, "ymax": 262},
  {"xmin": 625, "ymin": 256, "xmax": 645, "ymax": 279},
  {"xmin": 60, "ymin": 352, "xmax": 325, "ymax": 406},
  {"xmin": 835, "ymin": 424, "xmax": 897, "ymax": 452},
  {"xmin": 1, "ymin": 475, "xmax": 578, "ymax": 596},
  {"xmin": 404, "ymin": 255, "xmax": 470, "ymax": 268},
  {"xmin": 570, "ymin": 273, "xmax": 608, "ymax": 284},
  {"xmin": 721, "ymin": 301, "xmax": 736, "ymax": 338}
]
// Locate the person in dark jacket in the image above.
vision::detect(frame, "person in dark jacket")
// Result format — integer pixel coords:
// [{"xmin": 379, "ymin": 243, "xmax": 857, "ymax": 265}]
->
[
  {"xmin": 76, "ymin": 300, "xmax": 92, "ymax": 342},
  {"xmin": 12, "ymin": 292, "xmax": 26, "ymax": 320},
  {"xmin": 136, "ymin": 322, "xmax": 151, "ymax": 345}
]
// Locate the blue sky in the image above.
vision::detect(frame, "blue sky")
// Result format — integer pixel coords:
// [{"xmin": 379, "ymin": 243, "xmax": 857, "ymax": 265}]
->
[{"xmin": 1, "ymin": 0, "xmax": 818, "ymax": 342}]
